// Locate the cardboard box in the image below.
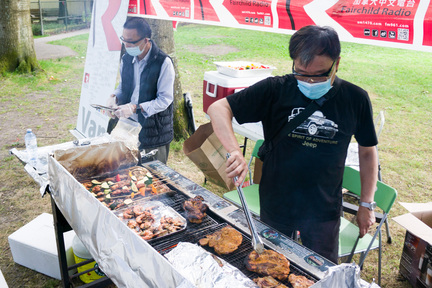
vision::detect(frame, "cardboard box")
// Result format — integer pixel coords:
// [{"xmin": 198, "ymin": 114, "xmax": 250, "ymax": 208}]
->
[
  {"xmin": 253, "ymin": 158, "xmax": 263, "ymax": 184},
  {"xmin": 203, "ymin": 71, "xmax": 268, "ymax": 113},
  {"xmin": 393, "ymin": 202, "xmax": 432, "ymax": 287},
  {"xmin": 8, "ymin": 213, "xmax": 76, "ymax": 280},
  {"xmin": 183, "ymin": 122, "xmax": 235, "ymax": 190}
]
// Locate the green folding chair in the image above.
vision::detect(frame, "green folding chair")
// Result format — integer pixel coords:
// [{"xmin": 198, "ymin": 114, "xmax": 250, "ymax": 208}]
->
[
  {"xmin": 223, "ymin": 139, "xmax": 263, "ymax": 216},
  {"xmin": 344, "ymin": 110, "xmax": 393, "ymax": 244},
  {"xmin": 339, "ymin": 166, "xmax": 397, "ymax": 286}
]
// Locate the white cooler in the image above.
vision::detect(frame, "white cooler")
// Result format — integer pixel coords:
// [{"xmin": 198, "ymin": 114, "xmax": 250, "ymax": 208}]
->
[{"xmin": 8, "ymin": 213, "xmax": 76, "ymax": 280}]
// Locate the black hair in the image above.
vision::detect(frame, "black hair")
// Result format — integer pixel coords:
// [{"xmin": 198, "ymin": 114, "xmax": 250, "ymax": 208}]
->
[
  {"xmin": 124, "ymin": 17, "xmax": 152, "ymax": 39},
  {"xmin": 289, "ymin": 25, "xmax": 341, "ymax": 67}
]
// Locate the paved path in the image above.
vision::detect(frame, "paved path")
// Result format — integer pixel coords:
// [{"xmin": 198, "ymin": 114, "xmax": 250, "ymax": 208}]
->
[{"xmin": 34, "ymin": 29, "xmax": 90, "ymax": 60}]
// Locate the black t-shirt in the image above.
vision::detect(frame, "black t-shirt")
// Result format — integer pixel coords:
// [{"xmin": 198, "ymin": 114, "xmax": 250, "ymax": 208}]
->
[{"xmin": 227, "ymin": 74, "xmax": 378, "ymax": 225}]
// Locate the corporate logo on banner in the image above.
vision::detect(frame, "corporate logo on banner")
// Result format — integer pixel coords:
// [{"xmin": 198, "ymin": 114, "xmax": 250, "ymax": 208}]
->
[
  {"xmin": 327, "ymin": 0, "xmax": 420, "ymax": 44},
  {"xmin": 160, "ymin": 0, "xmax": 192, "ymax": 18},
  {"xmin": 128, "ymin": 0, "xmax": 432, "ymax": 51},
  {"xmin": 224, "ymin": 0, "xmax": 273, "ymax": 27},
  {"xmin": 76, "ymin": 0, "xmax": 129, "ymax": 138}
]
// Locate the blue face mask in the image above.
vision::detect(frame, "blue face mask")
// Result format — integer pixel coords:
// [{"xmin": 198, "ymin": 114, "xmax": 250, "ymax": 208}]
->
[
  {"xmin": 125, "ymin": 45, "xmax": 144, "ymax": 57},
  {"xmin": 297, "ymin": 78, "xmax": 333, "ymax": 100}
]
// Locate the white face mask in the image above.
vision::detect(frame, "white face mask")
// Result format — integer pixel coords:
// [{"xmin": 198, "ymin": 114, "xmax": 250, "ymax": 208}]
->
[
  {"xmin": 297, "ymin": 78, "xmax": 333, "ymax": 100},
  {"xmin": 125, "ymin": 45, "xmax": 145, "ymax": 57}
]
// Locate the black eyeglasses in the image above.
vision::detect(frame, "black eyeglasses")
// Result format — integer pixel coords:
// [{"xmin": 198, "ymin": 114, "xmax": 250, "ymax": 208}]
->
[
  {"xmin": 120, "ymin": 36, "xmax": 145, "ymax": 45},
  {"xmin": 292, "ymin": 60, "xmax": 336, "ymax": 83}
]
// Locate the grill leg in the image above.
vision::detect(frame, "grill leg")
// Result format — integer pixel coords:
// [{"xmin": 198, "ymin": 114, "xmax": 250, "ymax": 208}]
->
[{"xmin": 51, "ymin": 195, "xmax": 72, "ymax": 288}]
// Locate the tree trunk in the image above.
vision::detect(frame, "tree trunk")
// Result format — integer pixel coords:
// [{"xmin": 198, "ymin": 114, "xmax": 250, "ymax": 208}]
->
[
  {"xmin": 0, "ymin": 0, "xmax": 39, "ymax": 73},
  {"xmin": 146, "ymin": 18, "xmax": 192, "ymax": 140}
]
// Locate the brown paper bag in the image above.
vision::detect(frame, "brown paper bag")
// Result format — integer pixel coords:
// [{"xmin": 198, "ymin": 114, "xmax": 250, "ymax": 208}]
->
[
  {"xmin": 253, "ymin": 158, "xmax": 263, "ymax": 184},
  {"xmin": 183, "ymin": 123, "xmax": 235, "ymax": 190}
]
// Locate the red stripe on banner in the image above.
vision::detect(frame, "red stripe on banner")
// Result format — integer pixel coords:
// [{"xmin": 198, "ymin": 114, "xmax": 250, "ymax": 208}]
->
[
  {"xmin": 101, "ymin": 0, "xmax": 123, "ymax": 51},
  {"xmin": 194, "ymin": 0, "xmax": 220, "ymax": 22},
  {"xmin": 140, "ymin": 0, "xmax": 157, "ymax": 16},
  {"xmin": 424, "ymin": 3, "xmax": 432, "ymax": 46},
  {"xmin": 277, "ymin": 0, "xmax": 314, "ymax": 30}
]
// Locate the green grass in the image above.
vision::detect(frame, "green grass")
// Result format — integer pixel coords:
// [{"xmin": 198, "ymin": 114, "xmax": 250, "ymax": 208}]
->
[
  {"xmin": 0, "ymin": 34, "xmax": 87, "ymax": 119},
  {"xmin": 1, "ymin": 24, "xmax": 430, "ymax": 287}
]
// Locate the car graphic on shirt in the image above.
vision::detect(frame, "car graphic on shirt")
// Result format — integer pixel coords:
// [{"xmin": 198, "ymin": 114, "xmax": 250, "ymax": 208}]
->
[{"xmin": 288, "ymin": 108, "xmax": 338, "ymax": 139}]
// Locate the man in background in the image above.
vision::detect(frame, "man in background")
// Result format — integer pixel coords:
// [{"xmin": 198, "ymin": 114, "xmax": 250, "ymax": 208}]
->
[{"xmin": 107, "ymin": 17, "xmax": 175, "ymax": 164}]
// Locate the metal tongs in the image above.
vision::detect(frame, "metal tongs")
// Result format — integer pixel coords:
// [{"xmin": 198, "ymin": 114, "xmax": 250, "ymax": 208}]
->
[
  {"xmin": 91, "ymin": 104, "xmax": 116, "ymax": 114},
  {"xmin": 226, "ymin": 153, "xmax": 265, "ymax": 254}
]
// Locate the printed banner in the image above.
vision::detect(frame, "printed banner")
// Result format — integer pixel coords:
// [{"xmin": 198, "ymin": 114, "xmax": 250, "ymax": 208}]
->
[
  {"xmin": 75, "ymin": 0, "xmax": 129, "ymax": 138},
  {"xmin": 130, "ymin": 0, "xmax": 432, "ymax": 52},
  {"xmin": 194, "ymin": 0, "xmax": 220, "ymax": 21},
  {"xmin": 277, "ymin": 0, "xmax": 315, "ymax": 30},
  {"xmin": 327, "ymin": 0, "xmax": 420, "ymax": 44},
  {"xmin": 159, "ymin": 0, "xmax": 192, "ymax": 19},
  {"xmin": 223, "ymin": 0, "xmax": 273, "ymax": 27}
]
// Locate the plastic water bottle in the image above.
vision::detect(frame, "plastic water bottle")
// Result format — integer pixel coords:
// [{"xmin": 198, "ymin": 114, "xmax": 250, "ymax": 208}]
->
[{"xmin": 25, "ymin": 129, "xmax": 38, "ymax": 167}]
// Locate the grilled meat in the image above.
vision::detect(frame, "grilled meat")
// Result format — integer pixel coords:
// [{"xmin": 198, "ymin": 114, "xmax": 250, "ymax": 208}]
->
[
  {"xmin": 245, "ymin": 249, "xmax": 290, "ymax": 281},
  {"xmin": 253, "ymin": 276, "xmax": 288, "ymax": 288},
  {"xmin": 288, "ymin": 274, "xmax": 315, "ymax": 288},
  {"xmin": 182, "ymin": 196, "xmax": 208, "ymax": 223},
  {"xmin": 121, "ymin": 204, "xmax": 185, "ymax": 241},
  {"xmin": 199, "ymin": 225, "xmax": 243, "ymax": 255}
]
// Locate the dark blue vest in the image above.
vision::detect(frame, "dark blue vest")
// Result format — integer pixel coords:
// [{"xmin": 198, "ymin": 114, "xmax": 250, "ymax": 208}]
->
[{"xmin": 118, "ymin": 41, "xmax": 174, "ymax": 150}]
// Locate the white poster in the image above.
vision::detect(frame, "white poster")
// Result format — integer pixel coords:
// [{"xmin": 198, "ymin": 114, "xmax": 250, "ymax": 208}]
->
[{"xmin": 75, "ymin": 0, "xmax": 129, "ymax": 138}]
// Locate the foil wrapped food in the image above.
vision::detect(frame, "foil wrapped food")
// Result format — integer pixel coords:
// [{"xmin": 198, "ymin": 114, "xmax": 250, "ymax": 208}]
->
[
  {"xmin": 165, "ymin": 242, "xmax": 258, "ymax": 288},
  {"xmin": 311, "ymin": 263, "xmax": 381, "ymax": 288},
  {"xmin": 54, "ymin": 140, "xmax": 139, "ymax": 181}
]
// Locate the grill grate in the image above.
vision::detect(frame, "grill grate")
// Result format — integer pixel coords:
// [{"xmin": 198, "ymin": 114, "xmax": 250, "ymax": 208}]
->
[
  {"xmin": 140, "ymin": 171, "xmax": 318, "ymax": 287},
  {"xmin": 152, "ymin": 222, "xmax": 317, "ymax": 287}
]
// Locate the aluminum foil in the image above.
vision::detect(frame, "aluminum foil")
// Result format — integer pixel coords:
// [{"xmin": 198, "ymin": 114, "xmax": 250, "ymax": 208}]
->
[
  {"xmin": 165, "ymin": 242, "xmax": 258, "ymax": 288},
  {"xmin": 311, "ymin": 263, "xmax": 381, "ymax": 288},
  {"xmin": 48, "ymin": 156, "xmax": 193, "ymax": 288},
  {"xmin": 11, "ymin": 118, "xmax": 141, "ymax": 196},
  {"xmin": 9, "ymin": 134, "xmax": 137, "ymax": 196},
  {"xmin": 54, "ymin": 139, "xmax": 139, "ymax": 181}
]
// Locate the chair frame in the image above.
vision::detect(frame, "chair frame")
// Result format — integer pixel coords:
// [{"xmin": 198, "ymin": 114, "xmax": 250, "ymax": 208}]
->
[
  {"xmin": 343, "ymin": 110, "xmax": 393, "ymax": 244},
  {"xmin": 340, "ymin": 166, "xmax": 397, "ymax": 286}
]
